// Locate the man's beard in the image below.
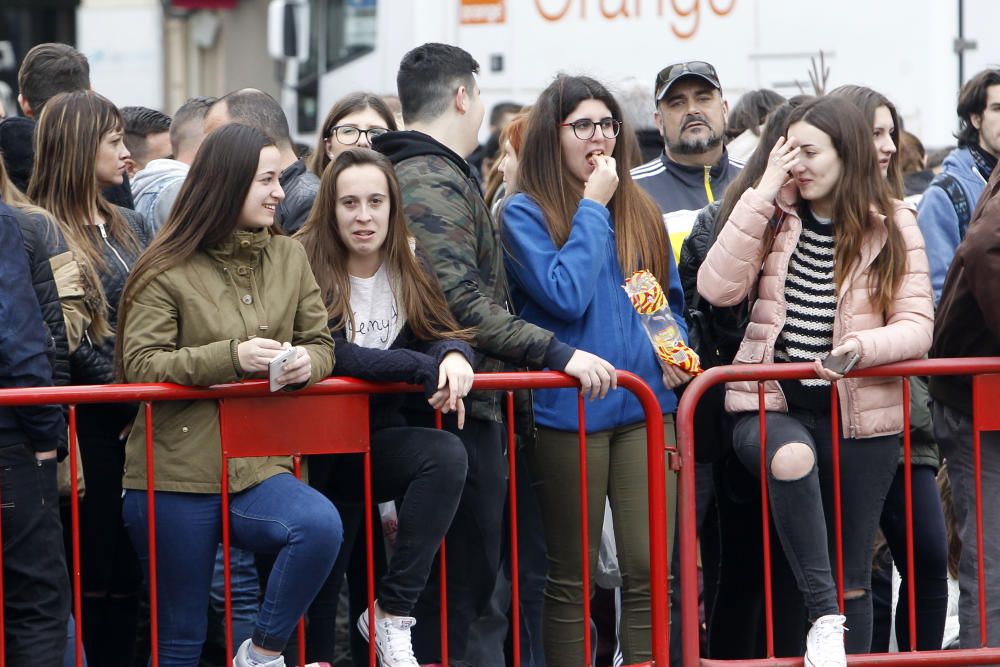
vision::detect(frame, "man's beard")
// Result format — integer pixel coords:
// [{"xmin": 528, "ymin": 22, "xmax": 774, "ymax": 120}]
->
[
  {"xmin": 667, "ymin": 129, "xmax": 723, "ymax": 155},
  {"xmin": 666, "ymin": 117, "xmax": 724, "ymax": 155}
]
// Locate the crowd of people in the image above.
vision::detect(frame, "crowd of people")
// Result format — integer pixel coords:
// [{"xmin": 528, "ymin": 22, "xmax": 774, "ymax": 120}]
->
[{"xmin": 1, "ymin": 38, "xmax": 1000, "ymax": 667}]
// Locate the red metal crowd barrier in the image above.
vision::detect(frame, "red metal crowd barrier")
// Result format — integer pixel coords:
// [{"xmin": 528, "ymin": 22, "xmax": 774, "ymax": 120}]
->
[
  {"xmin": 675, "ymin": 358, "xmax": 1000, "ymax": 667},
  {"xmin": 0, "ymin": 370, "xmax": 672, "ymax": 667}
]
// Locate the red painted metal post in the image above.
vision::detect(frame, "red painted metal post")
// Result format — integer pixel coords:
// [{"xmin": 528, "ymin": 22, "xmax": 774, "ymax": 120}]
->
[
  {"xmin": 69, "ymin": 405, "xmax": 83, "ymax": 667},
  {"xmin": 576, "ymin": 395, "xmax": 593, "ymax": 666},
  {"xmin": 902, "ymin": 380, "xmax": 918, "ymax": 650},
  {"xmin": 757, "ymin": 383, "xmax": 775, "ymax": 658},
  {"xmin": 221, "ymin": 453, "xmax": 233, "ymax": 666},
  {"xmin": 364, "ymin": 450, "xmax": 376, "ymax": 667},
  {"xmin": 145, "ymin": 401, "xmax": 159, "ymax": 667},
  {"xmin": 506, "ymin": 391, "xmax": 522, "ymax": 667},
  {"xmin": 830, "ymin": 385, "xmax": 845, "ymax": 612},
  {"xmin": 434, "ymin": 409, "xmax": 448, "ymax": 667},
  {"xmin": 676, "ymin": 373, "xmax": 703, "ymax": 667},
  {"xmin": 293, "ymin": 455, "xmax": 306, "ymax": 667},
  {"xmin": 974, "ymin": 419, "xmax": 988, "ymax": 647}
]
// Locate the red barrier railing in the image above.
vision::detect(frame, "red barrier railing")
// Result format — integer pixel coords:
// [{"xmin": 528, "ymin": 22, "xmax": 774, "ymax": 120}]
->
[
  {"xmin": 0, "ymin": 370, "xmax": 672, "ymax": 667},
  {"xmin": 675, "ymin": 358, "xmax": 1000, "ymax": 667}
]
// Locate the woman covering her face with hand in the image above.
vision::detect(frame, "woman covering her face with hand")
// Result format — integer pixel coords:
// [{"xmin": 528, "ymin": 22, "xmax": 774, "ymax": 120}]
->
[
  {"xmin": 295, "ymin": 148, "xmax": 473, "ymax": 667},
  {"xmin": 501, "ymin": 74, "xmax": 690, "ymax": 667},
  {"xmin": 115, "ymin": 123, "xmax": 341, "ymax": 667},
  {"xmin": 698, "ymin": 95, "xmax": 933, "ymax": 667}
]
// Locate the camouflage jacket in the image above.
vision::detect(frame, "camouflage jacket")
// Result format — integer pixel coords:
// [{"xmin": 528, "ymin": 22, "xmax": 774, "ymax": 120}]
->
[{"xmin": 375, "ymin": 131, "xmax": 573, "ymax": 424}]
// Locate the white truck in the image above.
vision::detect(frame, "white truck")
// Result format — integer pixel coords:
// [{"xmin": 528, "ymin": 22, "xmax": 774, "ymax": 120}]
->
[{"xmin": 268, "ymin": 0, "xmax": 999, "ymax": 147}]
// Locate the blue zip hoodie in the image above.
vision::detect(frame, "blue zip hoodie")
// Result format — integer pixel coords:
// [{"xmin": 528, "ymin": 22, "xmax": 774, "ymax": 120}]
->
[
  {"xmin": 502, "ymin": 193, "xmax": 686, "ymax": 432},
  {"xmin": 916, "ymin": 147, "xmax": 989, "ymax": 303}
]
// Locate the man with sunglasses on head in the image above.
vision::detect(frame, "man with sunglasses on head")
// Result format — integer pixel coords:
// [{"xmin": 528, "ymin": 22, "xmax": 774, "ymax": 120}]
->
[
  {"xmin": 632, "ymin": 61, "xmax": 743, "ymax": 260},
  {"xmin": 632, "ymin": 61, "xmax": 742, "ymax": 667}
]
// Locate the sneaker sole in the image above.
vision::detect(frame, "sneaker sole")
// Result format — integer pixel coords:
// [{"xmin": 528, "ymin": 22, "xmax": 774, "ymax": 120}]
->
[
  {"xmin": 804, "ymin": 653, "xmax": 843, "ymax": 667},
  {"xmin": 357, "ymin": 612, "xmax": 385, "ymax": 667}
]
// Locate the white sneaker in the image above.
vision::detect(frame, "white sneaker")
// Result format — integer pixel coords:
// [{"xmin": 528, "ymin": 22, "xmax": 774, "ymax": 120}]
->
[
  {"xmin": 233, "ymin": 638, "xmax": 286, "ymax": 667},
  {"xmin": 357, "ymin": 603, "xmax": 419, "ymax": 667},
  {"xmin": 804, "ymin": 614, "xmax": 847, "ymax": 667}
]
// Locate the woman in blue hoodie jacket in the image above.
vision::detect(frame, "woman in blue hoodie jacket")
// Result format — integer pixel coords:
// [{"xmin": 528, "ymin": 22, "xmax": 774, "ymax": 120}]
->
[{"xmin": 501, "ymin": 74, "xmax": 692, "ymax": 667}]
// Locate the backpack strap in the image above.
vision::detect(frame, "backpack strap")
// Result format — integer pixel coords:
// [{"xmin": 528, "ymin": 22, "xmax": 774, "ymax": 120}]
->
[{"xmin": 929, "ymin": 173, "xmax": 972, "ymax": 239}]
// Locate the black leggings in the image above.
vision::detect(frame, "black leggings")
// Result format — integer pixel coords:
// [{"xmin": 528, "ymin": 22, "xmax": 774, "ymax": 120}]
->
[
  {"xmin": 871, "ymin": 464, "xmax": 948, "ymax": 652},
  {"xmin": 310, "ymin": 426, "xmax": 468, "ymax": 614},
  {"xmin": 732, "ymin": 410, "xmax": 898, "ymax": 654}
]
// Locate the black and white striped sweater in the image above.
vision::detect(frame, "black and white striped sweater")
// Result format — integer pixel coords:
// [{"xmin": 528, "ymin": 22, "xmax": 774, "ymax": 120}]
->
[{"xmin": 775, "ymin": 209, "xmax": 836, "ymax": 405}]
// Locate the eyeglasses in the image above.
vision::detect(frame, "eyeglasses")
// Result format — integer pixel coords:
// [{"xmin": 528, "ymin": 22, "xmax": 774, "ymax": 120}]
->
[
  {"xmin": 327, "ymin": 125, "xmax": 389, "ymax": 145},
  {"xmin": 655, "ymin": 61, "xmax": 721, "ymax": 101},
  {"xmin": 558, "ymin": 117, "xmax": 622, "ymax": 141}
]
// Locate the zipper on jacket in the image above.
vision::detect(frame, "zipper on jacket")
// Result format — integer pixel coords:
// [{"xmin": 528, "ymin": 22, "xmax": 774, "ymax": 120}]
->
[
  {"xmin": 97, "ymin": 223, "xmax": 131, "ymax": 272},
  {"xmin": 703, "ymin": 165, "xmax": 715, "ymax": 203}
]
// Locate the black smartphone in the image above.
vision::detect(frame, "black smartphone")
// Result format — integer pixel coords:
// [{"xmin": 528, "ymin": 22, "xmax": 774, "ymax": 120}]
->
[{"xmin": 821, "ymin": 351, "xmax": 861, "ymax": 375}]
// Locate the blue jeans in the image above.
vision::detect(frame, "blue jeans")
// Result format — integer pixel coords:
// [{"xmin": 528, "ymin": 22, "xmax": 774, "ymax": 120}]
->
[
  {"xmin": 123, "ymin": 473, "xmax": 342, "ymax": 666},
  {"xmin": 210, "ymin": 545, "xmax": 260, "ymax": 654}
]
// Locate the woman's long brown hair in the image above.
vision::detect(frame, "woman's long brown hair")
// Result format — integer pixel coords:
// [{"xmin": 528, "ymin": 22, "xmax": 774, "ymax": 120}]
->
[
  {"xmin": 829, "ymin": 85, "xmax": 905, "ymax": 199},
  {"xmin": 114, "ymin": 123, "xmax": 277, "ymax": 379},
  {"xmin": 295, "ymin": 148, "xmax": 472, "ymax": 343},
  {"xmin": 28, "ymin": 90, "xmax": 142, "ymax": 341},
  {"xmin": 516, "ymin": 75, "xmax": 671, "ymax": 287},
  {"xmin": 786, "ymin": 96, "xmax": 907, "ymax": 315}
]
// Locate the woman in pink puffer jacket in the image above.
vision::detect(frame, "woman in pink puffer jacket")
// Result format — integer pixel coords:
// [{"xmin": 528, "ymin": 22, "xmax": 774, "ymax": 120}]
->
[{"xmin": 698, "ymin": 96, "xmax": 934, "ymax": 667}]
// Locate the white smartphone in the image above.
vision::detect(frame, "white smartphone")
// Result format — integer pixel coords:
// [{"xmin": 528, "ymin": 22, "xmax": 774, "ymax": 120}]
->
[{"xmin": 268, "ymin": 347, "xmax": 298, "ymax": 392}]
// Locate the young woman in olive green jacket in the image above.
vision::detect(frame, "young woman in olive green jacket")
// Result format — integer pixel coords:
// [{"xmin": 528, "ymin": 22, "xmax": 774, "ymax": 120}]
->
[{"xmin": 115, "ymin": 123, "xmax": 341, "ymax": 667}]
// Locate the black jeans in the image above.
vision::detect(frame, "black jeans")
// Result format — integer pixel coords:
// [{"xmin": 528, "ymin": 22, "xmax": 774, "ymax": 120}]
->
[
  {"xmin": 871, "ymin": 464, "xmax": 948, "ymax": 652},
  {"xmin": 732, "ymin": 410, "xmax": 898, "ymax": 654},
  {"xmin": 75, "ymin": 404, "xmax": 141, "ymax": 667},
  {"xmin": 302, "ymin": 500, "xmax": 387, "ymax": 665},
  {"xmin": 309, "ymin": 426, "xmax": 468, "ymax": 649},
  {"xmin": 0, "ymin": 445, "xmax": 70, "ymax": 667},
  {"xmin": 405, "ymin": 415, "xmax": 506, "ymax": 665},
  {"xmin": 669, "ymin": 461, "xmax": 717, "ymax": 667}
]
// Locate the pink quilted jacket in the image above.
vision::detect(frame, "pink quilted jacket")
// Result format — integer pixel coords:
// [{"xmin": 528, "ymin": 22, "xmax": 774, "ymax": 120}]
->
[{"xmin": 697, "ymin": 185, "xmax": 934, "ymax": 439}]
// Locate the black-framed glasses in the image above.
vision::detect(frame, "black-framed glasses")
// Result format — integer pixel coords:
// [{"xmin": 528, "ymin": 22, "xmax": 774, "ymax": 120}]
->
[
  {"xmin": 655, "ymin": 61, "xmax": 720, "ymax": 100},
  {"xmin": 558, "ymin": 117, "xmax": 622, "ymax": 141},
  {"xmin": 327, "ymin": 125, "xmax": 389, "ymax": 145}
]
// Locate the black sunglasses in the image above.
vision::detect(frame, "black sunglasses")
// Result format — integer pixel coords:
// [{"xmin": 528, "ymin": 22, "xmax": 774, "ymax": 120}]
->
[{"xmin": 655, "ymin": 61, "xmax": 720, "ymax": 100}]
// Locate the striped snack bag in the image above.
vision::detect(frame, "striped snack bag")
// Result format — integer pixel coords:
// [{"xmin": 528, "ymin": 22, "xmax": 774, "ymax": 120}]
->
[{"xmin": 622, "ymin": 269, "xmax": 702, "ymax": 376}]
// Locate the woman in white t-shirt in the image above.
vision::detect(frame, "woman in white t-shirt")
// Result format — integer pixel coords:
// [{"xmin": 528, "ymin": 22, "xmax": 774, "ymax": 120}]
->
[{"xmin": 295, "ymin": 147, "xmax": 474, "ymax": 667}]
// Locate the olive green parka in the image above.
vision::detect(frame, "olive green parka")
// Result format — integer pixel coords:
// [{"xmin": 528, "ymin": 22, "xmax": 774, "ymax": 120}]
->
[{"xmin": 121, "ymin": 230, "xmax": 335, "ymax": 493}]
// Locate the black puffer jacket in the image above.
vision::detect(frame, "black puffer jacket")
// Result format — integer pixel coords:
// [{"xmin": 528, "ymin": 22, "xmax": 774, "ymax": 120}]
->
[
  {"xmin": 38, "ymin": 208, "xmax": 151, "ymax": 385},
  {"xmin": 679, "ymin": 200, "xmax": 749, "ymax": 368},
  {"xmin": 14, "ymin": 208, "xmax": 70, "ymax": 387},
  {"xmin": 0, "ymin": 203, "xmax": 64, "ymax": 454},
  {"xmin": 276, "ymin": 158, "xmax": 319, "ymax": 235}
]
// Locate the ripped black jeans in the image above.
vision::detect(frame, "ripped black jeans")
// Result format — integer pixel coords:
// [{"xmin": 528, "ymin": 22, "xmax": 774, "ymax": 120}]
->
[{"xmin": 731, "ymin": 410, "xmax": 898, "ymax": 654}]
